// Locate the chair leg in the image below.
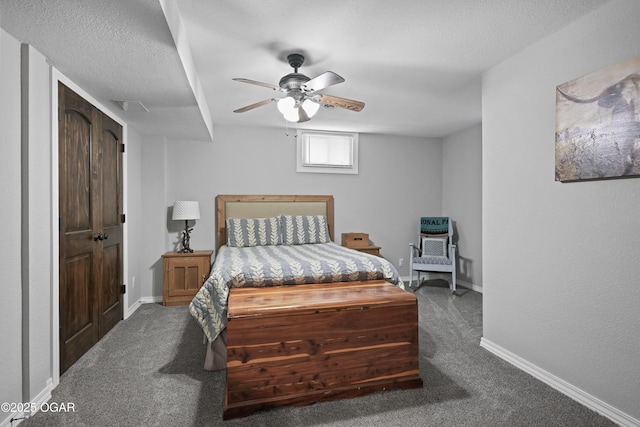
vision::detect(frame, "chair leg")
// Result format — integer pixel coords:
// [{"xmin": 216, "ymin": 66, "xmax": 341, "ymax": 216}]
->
[
  {"xmin": 411, "ymin": 271, "xmax": 424, "ymax": 291},
  {"xmin": 451, "ymin": 268, "xmax": 457, "ymax": 294}
]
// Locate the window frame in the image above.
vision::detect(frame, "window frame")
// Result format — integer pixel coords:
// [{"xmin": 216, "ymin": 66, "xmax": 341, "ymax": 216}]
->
[{"xmin": 296, "ymin": 129, "xmax": 359, "ymax": 174}]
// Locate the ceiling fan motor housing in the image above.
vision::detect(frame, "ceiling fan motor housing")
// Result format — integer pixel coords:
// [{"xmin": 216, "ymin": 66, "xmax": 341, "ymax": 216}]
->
[{"xmin": 279, "ymin": 73, "xmax": 310, "ymax": 91}]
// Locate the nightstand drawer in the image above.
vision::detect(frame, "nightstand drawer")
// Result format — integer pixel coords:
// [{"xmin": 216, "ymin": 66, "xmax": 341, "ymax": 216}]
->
[{"xmin": 354, "ymin": 245, "xmax": 381, "ymax": 256}]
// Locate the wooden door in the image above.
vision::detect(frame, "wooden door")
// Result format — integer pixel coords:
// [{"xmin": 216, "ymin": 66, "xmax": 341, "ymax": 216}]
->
[{"xmin": 59, "ymin": 83, "xmax": 123, "ymax": 373}]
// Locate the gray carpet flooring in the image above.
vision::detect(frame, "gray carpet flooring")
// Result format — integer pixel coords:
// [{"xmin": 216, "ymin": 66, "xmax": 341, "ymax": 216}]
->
[{"xmin": 22, "ymin": 280, "xmax": 614, "ymax": 426}]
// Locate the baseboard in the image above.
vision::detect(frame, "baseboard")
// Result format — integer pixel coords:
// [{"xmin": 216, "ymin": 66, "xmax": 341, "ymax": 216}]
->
[
  {"xmin": 125, "ymin": 296, "xmax": 163, "ymax": 319},
  {"xmin": 480, "ymin": 338, "xmax": 639, "ymax": 427},
  {"xmin": 457, "ymin": 279, "xmax": 482, "ymax": 293},
  {"xmin": 138, "ymin": 296, "xmax": 163, "ymax": 304},
  {"xmin": 1, "ymin": 378, "xmax": 54, "ymax": 427},
  {"xmin": 401, "ymin": 275, "xmax": 482, "ymax": 293},
  {"xmin": 124, "ymin": 299, "xmax": 143, "ymax": 319}
]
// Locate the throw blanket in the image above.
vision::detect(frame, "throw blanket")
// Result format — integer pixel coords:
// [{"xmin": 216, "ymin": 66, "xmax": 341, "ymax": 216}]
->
[{"xmin": 189, "ymin": 242, "xmax": 402, "ymax": 342}]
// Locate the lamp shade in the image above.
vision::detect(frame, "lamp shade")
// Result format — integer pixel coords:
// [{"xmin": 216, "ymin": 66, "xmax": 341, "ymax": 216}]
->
[{"xmin": 172, "ymin": 201, "xmax": 200, "ymax": 220}]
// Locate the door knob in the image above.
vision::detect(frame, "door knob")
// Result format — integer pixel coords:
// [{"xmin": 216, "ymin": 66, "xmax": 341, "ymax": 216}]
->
[{"xmin": 93, "ymin": 233, "xmax": 108, "ymax": 241}]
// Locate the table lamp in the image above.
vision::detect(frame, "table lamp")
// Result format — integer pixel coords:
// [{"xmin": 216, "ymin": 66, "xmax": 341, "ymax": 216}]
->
[{"xmin": 172, "ymin": 201, "xmax": 200, "ymax": 253}]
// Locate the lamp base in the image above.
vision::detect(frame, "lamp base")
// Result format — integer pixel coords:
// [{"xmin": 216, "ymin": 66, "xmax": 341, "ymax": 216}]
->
[{"xmin": 178, "ymin": 220, "xmax": 194, "ymax": 253}]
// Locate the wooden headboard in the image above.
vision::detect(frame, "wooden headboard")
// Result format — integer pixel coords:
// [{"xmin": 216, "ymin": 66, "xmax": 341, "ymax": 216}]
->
[{"xmin": 216, "ymin": 195, "xmax": 335, "ymax": 250}]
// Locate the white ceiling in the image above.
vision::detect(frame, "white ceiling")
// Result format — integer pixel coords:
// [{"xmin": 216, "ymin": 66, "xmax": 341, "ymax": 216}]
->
[{"xmin": 1, "ymin": 0, "xmax": 610, "ymax": 141}]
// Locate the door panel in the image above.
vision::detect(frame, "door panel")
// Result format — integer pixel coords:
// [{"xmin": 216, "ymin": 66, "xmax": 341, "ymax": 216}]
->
[
  {"xmin": 61, "ymin": 253, "xmax": 96, "ymax": 366},
  {"xmin": 62, "ymin": 111, "xmax": 93, "ymax": 232},
  {"xmin": 101, "ymin": 122, "xmax": 120, "ymax": 227},
  {"xmin": 100, "ymin": 243, "xmax": 121, "ymax": 336}
]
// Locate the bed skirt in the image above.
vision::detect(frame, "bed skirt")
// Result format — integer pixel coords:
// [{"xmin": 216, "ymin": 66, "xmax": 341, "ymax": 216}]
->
[{"xmin": 204, "ymin": 330, "xmax": 227, "ymax": 371}]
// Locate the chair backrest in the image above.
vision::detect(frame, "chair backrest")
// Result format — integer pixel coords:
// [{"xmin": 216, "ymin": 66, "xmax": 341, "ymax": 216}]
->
[
  {"xmin": 418, "ymin": 217, "xmax": 453, "ymax": 258},
  {"xmin": 420, "ymin": 217, "xmax": 451, "ymax": 235}
]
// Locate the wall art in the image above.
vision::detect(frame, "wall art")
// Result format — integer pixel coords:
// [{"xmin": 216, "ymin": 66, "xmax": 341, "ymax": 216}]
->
[{"xmin": 555, "ymin": 56, "xmax": 640, "ymax": 181}]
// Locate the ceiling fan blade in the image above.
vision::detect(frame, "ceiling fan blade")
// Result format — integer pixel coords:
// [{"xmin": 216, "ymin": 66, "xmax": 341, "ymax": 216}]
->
[
  {"xmin": 302, "ymin": 71, "xmax": 345, "ymax": 93},
  {"xmin": 317, "ymin": 94, "xmax": 365, "ymax": 112},
  {"xmin": 233, "ymin": 99, "xmax": 275, "ymax": 113},
  {"xmin": 233, "ymin": 78, "xmax": 282, "ymax": 91}
]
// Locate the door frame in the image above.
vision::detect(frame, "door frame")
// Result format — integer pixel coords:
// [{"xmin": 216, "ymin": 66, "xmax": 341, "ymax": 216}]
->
[{"xmin": 51, "ymin": 69, "xmax": 129, "ymax": 387}]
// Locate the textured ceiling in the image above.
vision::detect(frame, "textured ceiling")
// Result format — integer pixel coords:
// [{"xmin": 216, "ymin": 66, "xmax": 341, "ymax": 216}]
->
[{"xmin": 1, "ymin": 0, "xmax": 610, "ymax": 141}]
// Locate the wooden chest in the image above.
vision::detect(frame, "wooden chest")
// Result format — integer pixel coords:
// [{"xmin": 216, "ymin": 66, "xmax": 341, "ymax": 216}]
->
[{"xmin": 224, "ymin": 280, "xmax": 423, "ymax": 419}]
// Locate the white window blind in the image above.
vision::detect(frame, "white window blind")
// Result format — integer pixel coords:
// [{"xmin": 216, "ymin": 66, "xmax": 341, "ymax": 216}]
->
[{"xmin": 296, "ymin": 130, "xmax": 359, "ymax": 174}]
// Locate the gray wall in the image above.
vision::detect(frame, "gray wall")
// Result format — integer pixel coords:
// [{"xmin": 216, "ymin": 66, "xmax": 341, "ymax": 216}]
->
[
  {"xmin": 482, "ymin": 0, "xmax": 640, "ymax": 423},
  {"xmin": 22, "ymin": 39, "xmax": 54, "ymax": 405},
  {"xmin": 137, "ymin": 125, "xmax": 447, "ymax": 296},
  {"xmin": 443, "ymin": 124, "xmax": 483, "ymax": 290},
  {"xmin": 0, "ymin": 35, "xmax": 56, "ymax": 421},
  {"xmin": 0, "ymin": 28, "xmax": 24, "ymax": 416},
  {"xmin": 125, "ymin": 127, "xmax": 144, "ymax": 313}
]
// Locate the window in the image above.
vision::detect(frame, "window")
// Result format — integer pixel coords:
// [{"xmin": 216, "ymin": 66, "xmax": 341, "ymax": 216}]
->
[{"xmin": 296, "ymin": 130, "xmax": 359, "ymax": 174}]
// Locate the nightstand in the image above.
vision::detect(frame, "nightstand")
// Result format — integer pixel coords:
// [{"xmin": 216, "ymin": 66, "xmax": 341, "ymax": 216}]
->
[
  {"xmin": 341, "ymin": 232, "xmax": 381, "ymax": 257},
  {"xmin": 162, "ymin": 250, "xmax": 213, "ymax": 306},
  {"xmin": 351, "ymin": 245, "xmax": 381, "ymax": 256}
]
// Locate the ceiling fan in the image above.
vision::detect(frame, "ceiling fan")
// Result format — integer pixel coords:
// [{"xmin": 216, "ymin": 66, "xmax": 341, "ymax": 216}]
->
[{"xmin": 233, "ymin": 53, "xmax": 365, "ymax": 123}]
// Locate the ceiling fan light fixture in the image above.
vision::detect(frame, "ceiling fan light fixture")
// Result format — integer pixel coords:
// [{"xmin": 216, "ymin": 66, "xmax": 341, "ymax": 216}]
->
[
  {"xmin": 277, "ymin": 96, "xmax": 320, "ymax": 123},
  {"xmin": 277, "ymin": 96, "xmax": 295, "ymax": 114},
  {"xmin": 302, "ymin": 99, "xmax": 319, "ymax": 118},
  {"xmin": 277, "ymin": 96, "xmax": 299, "ymax": 122}
]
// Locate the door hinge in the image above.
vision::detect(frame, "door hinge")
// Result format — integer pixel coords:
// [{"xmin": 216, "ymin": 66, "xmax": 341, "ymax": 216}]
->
[
  {"xmin": 58, "ymin": 107, "xmax": 61, "ymax": 122},
  {"xmin": 121, "ymin": 214, "xmax": 126, "ymax": 224},
  {"xmin": 121, "ymin": 143, "xmax": 125, "ymax": 153},
  {"xmin": 121, "ymin": 284, "xmax": 126, "ymax": 294}
]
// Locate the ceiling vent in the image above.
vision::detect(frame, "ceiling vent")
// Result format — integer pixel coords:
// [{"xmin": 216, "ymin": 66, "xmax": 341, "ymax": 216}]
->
[{"xmin": 112, "ymin": 100, "xmax": 149, "ymax": 112}]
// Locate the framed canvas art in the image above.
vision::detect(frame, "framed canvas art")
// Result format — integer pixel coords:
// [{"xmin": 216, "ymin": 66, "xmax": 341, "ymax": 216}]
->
[{"xmin": 555, "ymin": 56, "xmax": 640, "ymax": 182}]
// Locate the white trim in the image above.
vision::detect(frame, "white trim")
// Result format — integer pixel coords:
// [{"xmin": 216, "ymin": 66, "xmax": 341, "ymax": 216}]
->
[
  {"xmin": 26, "ymin": 378, "xmax": 53, "ymax": 419},
  {"xmin": 401, "ymin": 275, "xmax": 482, "ymax": 293},
  {"xmin": 51, "ymin": 68, "xmax": 129, "ymax": 388},
  {"xmin": 158, "ymin": 0, "xmax": 213, "ymax": 141},
  {"xmin": 125, "ymin": 297, "xmax": 166, "ymax": 317},
  {"xmin": 0, "ymin": 378, "xmax": 53, "ymax": 426},
  {"xmin": 457, "ymin": 279, "xmax": 482, "ymax": 293},
  {"xmin": 296, "ymin": 129, "xmax": 359, "ymax": 174},
  {"xmin": 139, "ymin": 296, "xmax": 164, "ymax": 305},
  {"xmin": 480, "ymin": 338, "xmax": 640, "ymax": 427},
  {"xmin": 0, "ymin": 411, "xmax": 20, "ymax": 427},
  {"xmin": 125, "ymin": 299, "xmax": 144, "ymax": 318},
  {"xmin": 50, "ymin": 65, "xmax": 60, "ymax": 390},
  {"xmin": 121, "ymin": 125, "xmax": 130, "ymax": 319}
]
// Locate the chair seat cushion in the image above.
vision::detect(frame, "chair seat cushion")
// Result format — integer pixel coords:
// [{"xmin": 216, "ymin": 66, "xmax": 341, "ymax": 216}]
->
[{"xmin": 413, "ymin": 256, "xmax": 452, "ymax": 265}]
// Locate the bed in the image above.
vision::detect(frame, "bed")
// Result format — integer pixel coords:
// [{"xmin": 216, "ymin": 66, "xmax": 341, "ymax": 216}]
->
[{"xmin": 189, "ymin": 195, "xmax": 422, "ymax": 419}]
